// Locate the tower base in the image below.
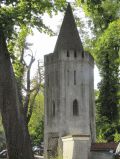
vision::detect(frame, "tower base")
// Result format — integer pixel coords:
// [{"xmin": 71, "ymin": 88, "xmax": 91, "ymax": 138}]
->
[{"xmin": 62, "ymin": 135, "xmax": 90, "ymax": 159}]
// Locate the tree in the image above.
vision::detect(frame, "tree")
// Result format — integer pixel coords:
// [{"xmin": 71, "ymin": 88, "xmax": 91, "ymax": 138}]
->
[
  {"xmin": 79, "ymin": 0, "xmax": 120, "ymax": 35},
  {"xmin": 0, "ymin": 31, "xmax": 34, "ymax": 159},
  {"xmin": 96, "ymin": 20, "xmax": 120, "ymax": 123},
  {"xmin": 22, "ymin": 57, "xmax": 44, "ymax": 125},
  {"xmin": 0, "ymin": 1, "xmax": 67, "ymax": 158}
]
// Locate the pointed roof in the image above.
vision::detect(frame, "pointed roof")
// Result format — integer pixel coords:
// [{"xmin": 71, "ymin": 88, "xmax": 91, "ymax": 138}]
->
[{"xmin": 54, "ymin": 3, "xmax": 83, "ymax": 52}]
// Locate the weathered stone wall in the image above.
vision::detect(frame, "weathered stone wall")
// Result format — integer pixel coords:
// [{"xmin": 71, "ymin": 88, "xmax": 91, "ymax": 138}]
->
[
  {"xmin": 44, "ymin": 4, "xmax": 96, "ymax": 159},
  {"xmin": 62, "ymin": 135, "xmax": 90, "ymax": 159},
  {"xmin": 44, "ymin": 49, "xmax": 95, "ymax": 159}
]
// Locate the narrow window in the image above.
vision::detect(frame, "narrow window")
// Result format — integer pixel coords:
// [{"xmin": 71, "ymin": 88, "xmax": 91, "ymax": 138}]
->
[
  {"xmin": 56, "ymin": 71, "xmax": 58, "ymax": 86},
  {"xmin": 74, "ymin": 70, "xmax": 76, "ymax": 85},
  {"xmin": 74, "ymin": 50, "xmax": 77, "ymax": 58},
  {"xmin": 67, "ymin": 70, "xmax": 69, "ymax": 86},
  {"xmin": 73, "ymin": 99, "xmax": 79, "ymax": 116},
  {"xmin": 48, "ymin": 75, "xmax": 49, "ymax": 87},
  {"xmin": 67, "ymin": 50, "xmax": 69, "ymax": 57},
  {"xmin": 52, "ymin": 101, "xmax": 55, "ymax": 117},
  {"xmin": 82, "ymin": 50, "xmax": 84, "ymax": 58}
]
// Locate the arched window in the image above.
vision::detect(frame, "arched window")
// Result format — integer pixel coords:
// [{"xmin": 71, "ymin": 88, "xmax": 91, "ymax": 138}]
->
[
  {"xmin": 52, "ymin": 101, "xmax": 55, "ymax": 117},
  {"xmin": 73, "ymin": 99, "xmax": 79, "ymax": 116},
  {"xmin": 67, "ymin": 50, "xmax": 69, "ymax": 57}
]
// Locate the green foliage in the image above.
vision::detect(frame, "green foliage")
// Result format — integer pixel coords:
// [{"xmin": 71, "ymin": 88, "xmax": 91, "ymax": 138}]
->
[
  {"xmin": 81, "ymin": 0, "xmax": 120, "ymax": 35},
  {"xmin": 96, "ymin": 105, "xmax": 120, "ymax": 142},
  {"xmin": 96, "ymin": 129, "xmax": 106, "ymax": 143},
  {"xmin": 29, "ymin": 93, "xmax": 44, "ymax": 146},
  {"xmin": 94, "ymin": 20, "xmax": 120, "ymax": 124},
  {"xmin": 13, "ymin": 59, "xmax": 24, "ymax": 79},
  {"xmin": 0, "ymin": 0, "xmax": 67, "ymax": 39},
  {"xmin": 94, "ymin": 22, "xmax": 120, "ymax": 143},
  {"xmin": 94, "ymin": 19, "xmax": 120, "ymax": 62},
  {"xmin": 8, "ymin": 26, "xmax": 29, "ymax": 80},
  {"xmin": 114, "ymin": 131, "xmax": 120, "ymax": 142},
  {"xmin": 96, "ymin": 88, "xmax": 120, "ymax": 142}
]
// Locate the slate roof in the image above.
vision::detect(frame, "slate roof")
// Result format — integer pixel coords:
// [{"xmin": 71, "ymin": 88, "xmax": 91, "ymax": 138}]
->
[{"xmin": 54, "ymin": 3, "xmax": 83, "ymax": 52}]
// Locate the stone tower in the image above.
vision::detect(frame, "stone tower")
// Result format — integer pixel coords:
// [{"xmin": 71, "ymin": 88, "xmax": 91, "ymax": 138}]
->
[{"xmin": 44, "ymin": 4, "xmax": 96, "ymax": 159}]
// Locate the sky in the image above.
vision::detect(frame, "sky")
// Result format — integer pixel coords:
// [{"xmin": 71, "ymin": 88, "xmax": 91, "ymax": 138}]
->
[{"xmin": 26, "ymin": 6, "xmax": 101, "ymax": 89}]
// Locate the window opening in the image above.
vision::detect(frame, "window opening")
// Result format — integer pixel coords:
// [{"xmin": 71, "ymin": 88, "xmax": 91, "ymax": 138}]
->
[
  {"xmin": 67, "ymin": 50, "xmax": 69, "ymax": 57},
  {"xmin": 67, "ymin": 70, "xmax": 69, "ymax": 86},
  {"xmin": 82, "ymin": 50, "xmax": 84, "ymax": 58},
  {"xmin": 74, "ymin": 70, "xmax": 76, "ymax": 85},
  {"xmin": 52, "ymin": 101, "xmax": 55, "ymax": 117},
  {"xmin": 48, "ymin": 75, "xmax": 49, "ymax": 87},
  {"xmin": 74, "ymin": 50, "xmax": 77, "ymax": 58},
  {"xmin": 73, "ymin": 99, "xmax": 79, "ymax": 116}
]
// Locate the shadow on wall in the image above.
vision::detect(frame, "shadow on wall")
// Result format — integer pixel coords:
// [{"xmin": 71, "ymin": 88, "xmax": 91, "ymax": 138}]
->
[{"xmin": 72, "ymin": 141, "xmax": 89, "ymax": 159}]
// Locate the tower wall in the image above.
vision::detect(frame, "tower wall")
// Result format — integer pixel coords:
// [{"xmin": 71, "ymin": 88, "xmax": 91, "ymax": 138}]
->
[
  {"xmin": 44, "ymin": 49, "xmax": 95, "ymax": 158},
  {"xmin": 44, "ymin": 4, "xmax": 95, "ymax": 159}
]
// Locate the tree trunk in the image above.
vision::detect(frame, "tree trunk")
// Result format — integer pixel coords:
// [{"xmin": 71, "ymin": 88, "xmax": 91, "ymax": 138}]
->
[{"xmin": 0, "ymin": 31, "xmax": 34, "ymax": 159}]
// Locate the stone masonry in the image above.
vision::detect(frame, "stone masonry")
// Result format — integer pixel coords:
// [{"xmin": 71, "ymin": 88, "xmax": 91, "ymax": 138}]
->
[{"xmin": 44, "ymin": 4, "xmax": 96, "ymax": 159}]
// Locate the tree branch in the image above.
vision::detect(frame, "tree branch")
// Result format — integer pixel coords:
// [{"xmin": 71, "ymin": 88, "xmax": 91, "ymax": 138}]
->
[
  {"xmin": 26, "ymin": 60, "xmax": 44, "ymax": 123},
  {"xmin": 23, "ymin": 55, "xmax": 35, "ymax": 120}
]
